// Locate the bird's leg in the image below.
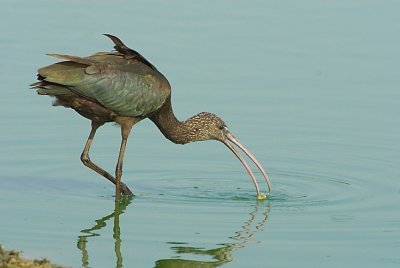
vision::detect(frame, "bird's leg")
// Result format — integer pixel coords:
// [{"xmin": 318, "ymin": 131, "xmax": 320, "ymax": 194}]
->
[
  {"xmin": 81, "ymin": 121, "xmax": 133, "ymax": 196},
  {"xmin": 115, "ymin": 124, "xmax": 133, "ymax": 201}
]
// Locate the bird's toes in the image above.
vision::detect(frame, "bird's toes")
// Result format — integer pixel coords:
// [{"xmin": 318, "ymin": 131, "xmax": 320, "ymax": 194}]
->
[{"xmin": 121, "ymin": 183, "xmax": 134, "ymax": 196}]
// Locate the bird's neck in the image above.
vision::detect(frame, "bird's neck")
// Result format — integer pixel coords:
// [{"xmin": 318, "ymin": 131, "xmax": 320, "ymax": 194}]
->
[{"xmin": 150, "ymin": 98, "xmax": 201, "ymax": 145}]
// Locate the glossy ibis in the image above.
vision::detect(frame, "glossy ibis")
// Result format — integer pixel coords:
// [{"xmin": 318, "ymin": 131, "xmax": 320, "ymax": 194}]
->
[{"xmin": 31, "ymin": 34, "xmax": 271, "ymax": 200}]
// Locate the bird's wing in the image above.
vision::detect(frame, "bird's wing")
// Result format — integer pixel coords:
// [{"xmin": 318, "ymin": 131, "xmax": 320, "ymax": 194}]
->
[{"xmin": 37, "ymin": 52, "xmax": 171, "ymax": 117}]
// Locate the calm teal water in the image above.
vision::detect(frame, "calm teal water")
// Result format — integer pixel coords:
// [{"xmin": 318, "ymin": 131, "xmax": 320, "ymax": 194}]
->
[{"xmin": 1, "ymin": 0, "xmax": 399, "ymax": 267}]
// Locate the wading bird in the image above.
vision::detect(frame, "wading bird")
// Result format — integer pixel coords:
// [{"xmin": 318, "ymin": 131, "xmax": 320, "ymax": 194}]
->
[{"xmin": 31, "ymin": 34, "xmax": 271, "ymax": 200}]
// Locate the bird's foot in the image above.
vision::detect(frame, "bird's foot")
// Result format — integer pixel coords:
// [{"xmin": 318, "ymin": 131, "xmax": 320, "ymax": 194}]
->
[{"xmin": 120, "ymin": 182, "xmax": 134, "ymax": 196}]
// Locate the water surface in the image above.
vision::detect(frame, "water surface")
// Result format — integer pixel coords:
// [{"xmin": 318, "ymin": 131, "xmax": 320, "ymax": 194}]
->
[{"xmin": 0, "ymin": 0, "xmax": 399, "ymax": 267}]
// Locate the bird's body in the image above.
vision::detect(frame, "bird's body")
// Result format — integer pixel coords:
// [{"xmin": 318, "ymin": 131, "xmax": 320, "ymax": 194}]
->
[
  {"xmin": 35, "ymin": 50, "xmax": 170, "ymax": 120},
  {"xmin": 32, "ymin": 34, "xmax": 271, "ymax": 200}
]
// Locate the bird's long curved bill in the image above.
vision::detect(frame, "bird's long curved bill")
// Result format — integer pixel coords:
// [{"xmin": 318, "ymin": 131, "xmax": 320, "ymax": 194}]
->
[{"xmin": 223, "ymin": 131, "xmax": 272, "ymax": 196}]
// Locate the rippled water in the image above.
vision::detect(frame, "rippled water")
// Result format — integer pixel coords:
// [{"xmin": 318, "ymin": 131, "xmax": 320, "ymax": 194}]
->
[{"xmin": 1, "ymin": 0, "xmax": 399, "ymax": 267}]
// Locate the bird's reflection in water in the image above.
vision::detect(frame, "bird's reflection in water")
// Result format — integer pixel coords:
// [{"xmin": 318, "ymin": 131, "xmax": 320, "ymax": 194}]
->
[
  {"xmin": 77, "ymin": 196, "xmax": 132, "ymax": 268},
  {"xmin": 77, "ymin": 198, "xmax": 270, "ymax": 268},
  {"xmin": 155, "ymin": 202, "xmax": 271, "ymax": 268}
]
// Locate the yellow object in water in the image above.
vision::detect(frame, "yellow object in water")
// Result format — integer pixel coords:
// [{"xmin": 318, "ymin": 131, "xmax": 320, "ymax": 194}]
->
[{"xmin": 257, "ymin": 193, "xmax": 267, "ymax": 200}]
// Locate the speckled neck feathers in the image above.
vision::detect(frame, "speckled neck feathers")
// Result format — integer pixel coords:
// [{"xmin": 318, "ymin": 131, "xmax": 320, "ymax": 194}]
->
[{"xmin": 150, "ymin": 98, "xmax": 226, "ymax": 144}]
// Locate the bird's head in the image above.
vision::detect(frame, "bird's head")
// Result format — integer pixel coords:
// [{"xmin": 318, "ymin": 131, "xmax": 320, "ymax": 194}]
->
[{"xmin": 187, "ymin": 112, "xmax": 272, "ymax": 198}]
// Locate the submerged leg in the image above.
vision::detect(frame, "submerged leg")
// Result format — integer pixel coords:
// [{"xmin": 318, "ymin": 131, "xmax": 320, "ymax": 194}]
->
[
  {"xmin": 115, "ymin": 124, "xmax": 133, "ymax": 200},
  {"xmin": 81, "ymin": 121, "xmax": 133, "ymax": 196}
]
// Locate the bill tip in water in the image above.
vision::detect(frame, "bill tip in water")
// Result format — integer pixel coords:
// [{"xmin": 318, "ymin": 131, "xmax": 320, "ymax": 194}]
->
[{"xmin": 257, "ymin": 193, "xmax": 267, "ymax": 200}]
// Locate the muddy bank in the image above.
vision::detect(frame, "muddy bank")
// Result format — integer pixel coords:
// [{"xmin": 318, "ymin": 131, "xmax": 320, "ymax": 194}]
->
[{"xmin": 0, "ymin": 245, "xmax": 68, "ymax": 268}]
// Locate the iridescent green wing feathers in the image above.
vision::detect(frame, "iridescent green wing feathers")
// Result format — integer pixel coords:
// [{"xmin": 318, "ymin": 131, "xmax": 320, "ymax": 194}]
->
[{"xmin": 37, "ymin": 50, "xmax": 170, "ymax": 117}]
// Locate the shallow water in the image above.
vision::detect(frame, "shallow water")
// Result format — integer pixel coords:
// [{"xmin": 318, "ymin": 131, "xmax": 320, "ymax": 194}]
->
[{"xmin": 1, "ymin": 0, "xmax": 399, "ymax": 267}]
